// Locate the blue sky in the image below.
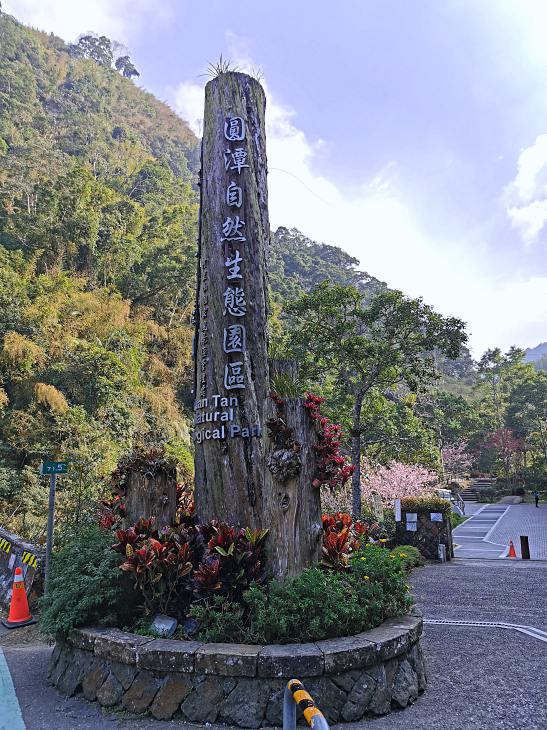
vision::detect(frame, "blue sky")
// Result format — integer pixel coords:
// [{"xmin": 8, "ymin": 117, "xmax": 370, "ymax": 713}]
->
[{"xmin": 5, "ymin": 0, "xmax": 547, "ymax": 356}]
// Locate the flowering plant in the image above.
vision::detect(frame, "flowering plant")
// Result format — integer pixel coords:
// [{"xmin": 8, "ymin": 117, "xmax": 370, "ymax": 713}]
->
[
  {"xmin": 361, "ymin": 458, "xmax": 436, "ymax": 504},
  {"xmin": 304, "ymin": 393, "xmax": 355, "ymax": 490},
  {"xmin": 441, "ymin": 441, "xmax": 472, "ymax": 481}
]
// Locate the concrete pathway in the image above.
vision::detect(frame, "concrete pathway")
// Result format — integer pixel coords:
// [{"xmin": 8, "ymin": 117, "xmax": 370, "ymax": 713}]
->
[
  {"xmin": 488, "ymin": 504, "xmax": 547, "ymax": 559},
  {"xmin": 453, "ymin": 504, "xmax": 508, "ymax": 558},
  {"xmin": 454, "ymin": 504, "xmax": 547, "ymax": 560}
]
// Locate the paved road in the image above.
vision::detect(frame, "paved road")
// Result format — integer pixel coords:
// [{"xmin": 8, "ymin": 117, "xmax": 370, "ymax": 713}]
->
[
  {"xmin": 1, "ymin": 560, "xmax": 546, "ymax": 730},
  {"xmin": 454, "ymin": 503, "xmax": 547, "ymax": 559},
  {"xmin": 488, "ymin": 504, "xmax": 547, "ymax": 559}
]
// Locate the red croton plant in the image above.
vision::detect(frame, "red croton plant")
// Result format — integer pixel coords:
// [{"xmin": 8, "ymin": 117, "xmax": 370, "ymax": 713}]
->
[
  {"xmin": 321, "ymin": 512, "xmax": 366, "ymax": 571},
  {"xmin": 321, "ymin": 512, "xmax": 385, "ymax": 571},
  {"xmin": 110, "ymin": 518, "xmax": 268, "ymax": 617}
]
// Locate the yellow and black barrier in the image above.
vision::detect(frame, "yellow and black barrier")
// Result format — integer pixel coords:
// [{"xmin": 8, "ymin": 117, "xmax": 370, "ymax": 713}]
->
[
  {"xmin": 21, "ymin": 551, "xmax": 38, "ymax": 569},
  {"xmin": 283, "ymin": 679, "xmax": 330, "ymax": 730},
  {"xmin": 0, "ymin": 537, "xmax": 11, "ymax": 554}
]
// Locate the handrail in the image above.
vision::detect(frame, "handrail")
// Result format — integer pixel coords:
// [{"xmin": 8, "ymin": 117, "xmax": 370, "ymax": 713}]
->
[
  {"xmin": 283, "ymin": 679, "xmax": 330, "ymax": 730},
  {"xmin": 453, "ymin": 494, "xmax": 465, "ymax": 514}
]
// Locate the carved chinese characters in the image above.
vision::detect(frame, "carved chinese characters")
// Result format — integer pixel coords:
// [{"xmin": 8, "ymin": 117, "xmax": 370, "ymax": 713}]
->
[
  {"xmin": 194, "ymin": 105, "xmax": 266, "ymax": 442},
  {"xmin": 194, "ymin": 73, "xmax": 270, "ymax": 527}
]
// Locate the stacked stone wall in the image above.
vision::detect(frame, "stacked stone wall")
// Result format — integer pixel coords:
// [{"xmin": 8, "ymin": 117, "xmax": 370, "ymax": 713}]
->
[
  {"xmin": 48, "ymin": 613, "xmax": 426, "ymax": 726},
  {"xmin": 395, "ymin": 509, "xmax": 454, "ymax": 560}
]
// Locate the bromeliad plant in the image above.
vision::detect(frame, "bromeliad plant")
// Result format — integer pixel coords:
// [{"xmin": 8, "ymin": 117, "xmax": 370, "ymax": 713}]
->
[
  {"xmin": 266, "ymin": 392, "xmax": 299, "ymax": 450},
  {"xmin": 99, "ymin": 494, "xmax": 126, "ymax": 529},
  {"xmin": 304, "ymin": 393, "xmax": 355, "ymax": 490}
]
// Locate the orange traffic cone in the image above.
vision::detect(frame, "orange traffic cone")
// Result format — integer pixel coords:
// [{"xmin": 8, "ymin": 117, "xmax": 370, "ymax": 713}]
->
[
  {"xmin": 508, "ymin": 540, "xmax": 517, "ymax": 559},
  {"xmin": 1, "ymin": 567, "xmax": 36, "ymax": 629}
]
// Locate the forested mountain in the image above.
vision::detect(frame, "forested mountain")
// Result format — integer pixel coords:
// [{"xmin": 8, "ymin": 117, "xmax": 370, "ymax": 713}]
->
[
  {"xmin": 269, "ymin": 226, "xmax": 386, "ymax": 304},
  {"xmin": 0, "ymin": 13, "xmax": 200, "ymax": 538},
  {"xmin": 525, "ymin": 343, "xmax": 547, "ymax": 372}
]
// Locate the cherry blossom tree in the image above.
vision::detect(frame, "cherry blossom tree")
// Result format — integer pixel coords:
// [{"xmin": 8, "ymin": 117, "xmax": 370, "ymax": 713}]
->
[
  {"xmin": 441, "ymin": 440, "xmax": 472, "ymax": 482},
  {"xmin": 361, "ymin": 459, "xmax": 437, "ymax": 504}
]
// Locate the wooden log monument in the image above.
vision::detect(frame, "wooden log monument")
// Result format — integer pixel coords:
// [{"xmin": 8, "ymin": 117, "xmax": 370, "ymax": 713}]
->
[{"xmin": 193, "ymin": 72, "xmax": 321, "ymax": 577}]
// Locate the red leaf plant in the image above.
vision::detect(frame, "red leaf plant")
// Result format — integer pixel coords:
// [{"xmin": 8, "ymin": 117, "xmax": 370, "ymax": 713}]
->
[
  {"xmin": 98, "ymin": 494, "xmax": 126, "ymax": 529},
  {"xmin": 112, "ymin": 518, "xmax": 269, "ymax": 615},
  {"xmin": 304, "ymin": 393, "xmax": 355, "ymax": 491},
  {"xmin": 321, "ymin": 512, "xmax": 367, "ymax": 571},
  {"xmin": 113, "ymin": 521, "xmax": 198, "ymax": 616},
  {"xmin": 192, "ymin": 522, "xmax": 269, "ymax": 601}
]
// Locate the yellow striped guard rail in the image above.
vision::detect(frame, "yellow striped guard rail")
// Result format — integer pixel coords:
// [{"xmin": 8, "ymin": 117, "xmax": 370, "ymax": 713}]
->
[{"xmin": 283, "ymin": 679, "xmax": 330, "ymax": 730}]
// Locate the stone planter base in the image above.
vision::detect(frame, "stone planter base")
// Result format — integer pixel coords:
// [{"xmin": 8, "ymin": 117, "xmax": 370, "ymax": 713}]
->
[{"xmin": 48, "ymin": 613, "xmax": 426, "ymax": 726}]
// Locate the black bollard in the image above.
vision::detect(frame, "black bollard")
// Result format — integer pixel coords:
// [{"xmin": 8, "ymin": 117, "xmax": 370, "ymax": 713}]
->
[{"xmin": 520, "ymin": 535, "xmax": 530, "ymax": 560}]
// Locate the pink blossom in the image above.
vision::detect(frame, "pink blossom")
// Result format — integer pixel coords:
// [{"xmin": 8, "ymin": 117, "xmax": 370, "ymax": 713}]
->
[
  {"xmin": 441, "ymin": 441, "xmax": 472, "ymax": 480},
  {"xmin": 361, "ymin": 459, "xmax": 437, "ymax": 504}
]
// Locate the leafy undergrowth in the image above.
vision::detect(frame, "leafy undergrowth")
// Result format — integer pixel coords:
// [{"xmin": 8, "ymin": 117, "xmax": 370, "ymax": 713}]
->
[
  {"xmin": 188, "ymin": 544, "xmax": 413, "ymax": 644},
  {"xmin": 449, "ymin": 512, "xmax": 469, "ymax": 529},
  {"xmin": 39, "ymin": 512, "xmax": 416, "ymax": 643}
]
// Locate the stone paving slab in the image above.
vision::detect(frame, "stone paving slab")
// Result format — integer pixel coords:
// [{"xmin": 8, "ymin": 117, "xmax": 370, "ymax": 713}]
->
[
  {"xmin": 487, "ymin": 505, "xmax": 547, "ymax": 560},
  {"xmin": 453, "ymin": 505, "xmax": 507, "ymax": 559}
]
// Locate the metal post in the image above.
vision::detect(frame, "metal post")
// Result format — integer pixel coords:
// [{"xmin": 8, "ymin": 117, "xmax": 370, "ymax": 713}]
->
[
  {"xmin": 314, "ymin": 715, "xmax": 331, "ymax": 730},
  {"xmin": 283, "ymin": 685, "xmax": 296, "ymax": 730},
  {"xmin": 44, "ymin": 472, "xmax": 56, "ymax": 595},
  {"xmin": 520, "ymin": 535, "xmax": 530, "ymax": 560},
  {"xmin": 283, "ymin": 680, "xmax": 330, "ymax": 730}
]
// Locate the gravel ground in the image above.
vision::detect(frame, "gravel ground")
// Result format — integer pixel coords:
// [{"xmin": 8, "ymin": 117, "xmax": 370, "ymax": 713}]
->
[
  {"xmin": 2, "ymin": 560, "xmax": 546, "ymax": 730},
  {"xmin": 410, "ymin": 558, "xmax": 547, "ymax": 630}
]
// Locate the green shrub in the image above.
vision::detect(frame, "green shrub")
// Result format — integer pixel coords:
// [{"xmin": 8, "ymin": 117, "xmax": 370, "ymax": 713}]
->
[
  {"xmin": 449, "ymin": 512, "xmax": 469, "ymax": 529},
  {"xmin": 39, "ymin": 525, "xmax": 135, "ymax": 638},
  {"xmin": 189, "ymin": 545, "xmax": 413, "ymax": 644},
  {"xmin": 186, "ymin": 596, "xmax": 247, "ymax": 643},
  {"xmin": 400, "ymin": 495, "xmax": 452, "ymax": 513},
  {"xmin": 477, "ymin": 487, "xmax": 496, "ymax": 503},
  {"xmin": 389, "ymin": 545, "xmax": 424, "ymax": 570}
]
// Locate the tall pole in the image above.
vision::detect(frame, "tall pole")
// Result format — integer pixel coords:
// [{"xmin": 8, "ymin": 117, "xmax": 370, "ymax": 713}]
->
[{"xmin": 44, "ymin": 473, "xmax": 56, "ymax": 595}]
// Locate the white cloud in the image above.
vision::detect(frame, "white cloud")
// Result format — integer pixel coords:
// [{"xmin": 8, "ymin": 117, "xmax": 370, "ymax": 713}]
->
[
  {"xmin": 170, "ymin": 72, "xmax": 546, "ymax": 356},
  {"xmin": 3, "ymin": 0, "xmax": 170, "ymax": 43},
  {"xmin": 505, "ymin": 133, "xmax": 547, "ymax": 244},
  {"xmin": 171, "ymin": 81, "xmax": 204, "ymax": 137}
]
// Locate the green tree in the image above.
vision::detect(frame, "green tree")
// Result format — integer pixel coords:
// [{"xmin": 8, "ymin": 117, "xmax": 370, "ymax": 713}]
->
[
  {"xmin": 72, "ymin": 34, "xmax": 113, "ymax": 68},
  {"xmin": 285, "ymin": 282, "xmax": 467, "ymax": 517},
  {"xmin": 475, "ymin": 347, "xmax": 534, "ymax": 427},
  {"xmin": 507, "ymin": 371, "xmax": 547, "ymax": 461},
  {"xmin": 115, "ymin": 55, "xmax": 139, "ymax": 78}
]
